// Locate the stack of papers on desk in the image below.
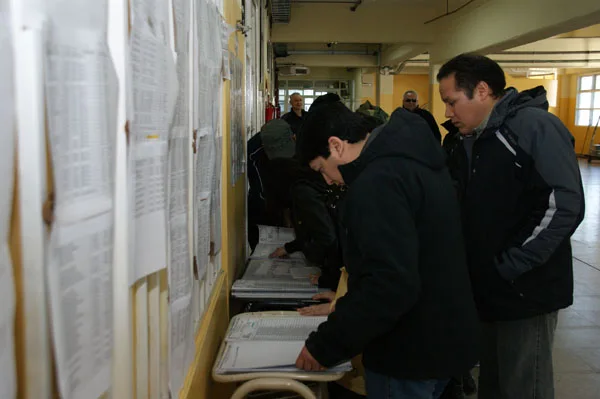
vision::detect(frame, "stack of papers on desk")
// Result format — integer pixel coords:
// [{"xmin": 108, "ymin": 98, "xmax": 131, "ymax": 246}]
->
[
  {"xmin": 215, "ymin": 316, "xmax": 352, "ymax": 374},
  {"xmin": 231, "ymin": 258, "xmax": 324, "ymax": 300},
  {"xmin": 233, "ymin": 225, "xmax": 325, "ymax": 300}
]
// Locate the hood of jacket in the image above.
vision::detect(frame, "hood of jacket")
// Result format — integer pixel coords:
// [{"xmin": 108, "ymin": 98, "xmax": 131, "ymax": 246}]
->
[
  {"xmin": 339, "ymin": 108, "xmax": 446, "ymax": 185},
  {"xmin": 485, "ymin": 85, "xmax": 549, "ymax": 133}
]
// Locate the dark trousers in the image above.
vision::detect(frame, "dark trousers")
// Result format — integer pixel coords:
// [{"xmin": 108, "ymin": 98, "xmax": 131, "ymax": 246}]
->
[{"xmin": 479, "ymin": 311, "xmax": 558, "ymax": 399}]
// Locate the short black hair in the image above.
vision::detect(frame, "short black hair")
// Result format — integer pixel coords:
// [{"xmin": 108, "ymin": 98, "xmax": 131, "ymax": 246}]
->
[
  {"xmin": 308, "ymin": 93, "xmax": 341, "ymax": 112},
  {"xmin": 437, "ymin": 53, "xmax": 506, "ymax": 99},
  {"xmin": 298, "ymin": 100, "xmax": 371, "ymax": 163}
]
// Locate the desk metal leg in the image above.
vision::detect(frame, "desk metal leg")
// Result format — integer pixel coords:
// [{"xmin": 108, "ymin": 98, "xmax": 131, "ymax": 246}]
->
[{"xmin": 231, "ymin": 377, "xmax": 317, "ymax": 399}]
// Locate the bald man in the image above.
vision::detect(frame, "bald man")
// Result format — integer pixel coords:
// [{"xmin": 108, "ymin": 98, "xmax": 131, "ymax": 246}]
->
[
  {"xmin": 282, "ymin": 92, "xmax": 308, "ymax": 137},
  {"xmin": 403, "ymin": 90, "xmax": 441, "ymax": 143}
]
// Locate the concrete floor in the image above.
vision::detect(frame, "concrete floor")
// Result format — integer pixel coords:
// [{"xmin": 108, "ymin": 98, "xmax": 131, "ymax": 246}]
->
[{"xmin": 553, "ymin": 160, "xmax": 600, "ymax": 399}]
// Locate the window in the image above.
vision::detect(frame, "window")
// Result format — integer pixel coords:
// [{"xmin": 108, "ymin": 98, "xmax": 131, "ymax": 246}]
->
[{"xmin": 576, "ymin": 74, "xmax": 600, "ymax": 126}]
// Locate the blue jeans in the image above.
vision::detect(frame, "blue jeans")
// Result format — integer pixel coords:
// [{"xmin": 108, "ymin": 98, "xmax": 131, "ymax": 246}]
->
[{"xmin": 365, "ymin": 369, "xmax": 449, "ymax": 399}]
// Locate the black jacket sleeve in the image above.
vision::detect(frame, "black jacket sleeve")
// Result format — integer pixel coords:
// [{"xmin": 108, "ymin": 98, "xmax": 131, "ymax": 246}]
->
[
  {"xmin": 305, "ymin": 171, "xmax": 421, "ymax": 367},
  {"xmin": 495, "ymin": 111, "xmax": 585, "ymax": 280},
  {"xmin": 290, "ymin": 183, "xmax": 337, "ymax": 265}
]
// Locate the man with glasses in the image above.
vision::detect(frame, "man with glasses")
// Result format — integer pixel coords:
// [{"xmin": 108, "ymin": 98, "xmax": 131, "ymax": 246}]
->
[
  {"xmin": 403, "ymin": 90, "xmax": 441, "ymax": 143},
  {"xmin": 282, "ymin": 92, "xmax": 308, "ymax": 137}
]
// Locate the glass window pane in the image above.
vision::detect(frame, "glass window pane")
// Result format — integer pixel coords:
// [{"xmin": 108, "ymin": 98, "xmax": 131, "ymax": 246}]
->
[
  {"xmin": 577, "ymin": 109, "xmax": 591, "ymax": 126},
  {"xmin": 593, "ymin": 110, "xmax": 600, "ymax": 127},
  {"xmin": 594, "ymin": 92, "xmax": 600, "ymax": 109},
  {"xmin": 596, "ymin": 75, "xmax": 600, "ymax": 90},
  {"xmin": 581, "ymin": 76, "xmax": 594, "ymax": 90},
  {"xmin": 305, "ymin": 97, "xmax": 314, "ymax": 105},
  {"xmin": 304, "ymin": 105, "xmax": 310, "ymax": 111},
  {"xmin": 279, "ymin": 89, "xmax": 285, "ymax": 97},
  {"xmin": 578, "ymin": 92, "xmax": 592, "ymax": 108},
  {"xmin": 304, "ymin": 89, "xmax": 314, "ymax": 96}
]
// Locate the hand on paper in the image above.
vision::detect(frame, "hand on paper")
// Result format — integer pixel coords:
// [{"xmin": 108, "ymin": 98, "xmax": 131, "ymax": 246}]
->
[
  {"xmin": 269, "ymin": 247, "xmax": 288, "ymax": 258},
  {"xmin": 296, "ymin": 346, "xmax": 325, "ymax": 372},
  {"xmin": 309, "ymin": 273, "xmax": 321, "ymax": 285},
  {"xmin": 312, "ymin": 291, "xmax": 335, "ymax": 302},
  {"xmin": 297, "ymin": 303, "xmax": 332, "ymax": 316}
]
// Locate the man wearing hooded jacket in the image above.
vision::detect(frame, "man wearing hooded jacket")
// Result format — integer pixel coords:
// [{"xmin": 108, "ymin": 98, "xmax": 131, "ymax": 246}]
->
[
  {"xmin": 294, "ymin": 99, "xmax": 480, "ymax": 399},
  {"xmin": 438, "ymin": 53, "xmax": 585, "ymax": 399}
]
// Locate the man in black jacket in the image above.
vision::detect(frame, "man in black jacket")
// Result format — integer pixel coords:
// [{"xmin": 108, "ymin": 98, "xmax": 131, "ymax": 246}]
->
[
  {"xmin": 295, "ymin": 100, "xmax": 479, "ymax": 399},
  {"xmin": 438, "ymin": 53, "xmax": 585, "ymax": 399},
  {"xmin": 267, "ymin": 157, "xmax": 343, "ymax": 290},
  {"xmin": 282, "ymin": 92, "xmax": 307, "ymax": 136},
  {"xmin": 403, "ymin": 90, "xmax": 442, "ymax": 143}
]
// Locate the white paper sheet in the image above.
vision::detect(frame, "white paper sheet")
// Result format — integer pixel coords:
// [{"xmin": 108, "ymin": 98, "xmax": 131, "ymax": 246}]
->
[
  {"xmin": 47, "ymin": 212, "xmax": 114, "ymax": 399},
  {"xmin": 258, "ymin": 225, "xmax": 296, "ymax": 245},
  {"xmin": 216, "ymin": 341, "xmax": 352, "ymax": 374},
  {"xmin": 232, "ymin": 279, "xmax": 318, "ymax": 293},
  {"xmin": 45, "ymin": 29, "xmax": 116, "ymax": 223},
  {"xmin": 250, "ymin": 243, "xmax": 306, "ymax": 260},
  {"xmin": 43, "ymin": 8, "xmax": 117, "ymax": 397},
  {"xmin": 46, "ymin": 0, "xmax": 106, "ymax": 32},
  {"xmin": 130, "ymin": 0, "xmax": 170, "ymax": 44},
  {"xmin": 227, "ymin": 316, "xmax": 327, "ymax": 341},
  {"xmin": 173, "ymin": 0, "xmax": 190, "ymax": 53},
  {"xmin": 128, "ymin": 14, "xmax": 178, "ymax": 284},
  {"xmin": 242, "ymin": 259, "xmax": 318, "ymax": 281},
  {"xmin": 169, "ymin": 295, "xmax": 192, "ymax": 396},
  {"xmin": 210, "ymin": 135, "xmax": 222, "ymax": 254},
  {"xmin": 0, "ymin": 5, "xmax": 15, "ymax": 395},
  {"xmin": 167, "ymin": 50, "xmax": 194, "ymax": 398},
  {"xmin": 0, "ymin": 246, "xmax": 15, "ymax": 399},
  {"xmin": 194, "ymin": 129, "xmax": 215, "ymax": 279},
  {"xmin": 230, "ymin": 54, "xmax": 244, "ymax": 185},
  {"xmin": 220, "ymin": 17, "xmax": 234, "ymax": 80}
]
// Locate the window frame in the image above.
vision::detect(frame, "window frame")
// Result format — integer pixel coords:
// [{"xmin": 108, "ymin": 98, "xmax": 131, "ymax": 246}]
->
[{"xmin": 575, "ymin": 74, "xmax": 600, "ymax": 127}]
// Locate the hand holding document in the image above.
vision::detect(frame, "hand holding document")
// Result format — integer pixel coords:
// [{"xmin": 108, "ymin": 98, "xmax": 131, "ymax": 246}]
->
[{"xmin": 215, "ymin": 314, "xmax": 351, "ymax": 374}]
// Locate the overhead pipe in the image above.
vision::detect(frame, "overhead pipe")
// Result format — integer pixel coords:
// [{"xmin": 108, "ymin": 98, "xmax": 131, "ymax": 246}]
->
[{"xmin": 287, "ymin": 49, "xmax": 376, "ymax": 55}]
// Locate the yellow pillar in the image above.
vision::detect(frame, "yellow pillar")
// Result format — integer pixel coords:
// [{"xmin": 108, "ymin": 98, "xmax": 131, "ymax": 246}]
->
[{"xmin": 428, "ymin": 63, "xmax": 448, "ymax": 139}]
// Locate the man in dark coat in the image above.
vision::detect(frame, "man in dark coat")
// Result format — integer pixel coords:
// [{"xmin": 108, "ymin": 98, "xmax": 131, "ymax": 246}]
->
[
  {"xmin": 438, "ymin": 53, "xmax": 585, "ymax": 399},
  {"xmin": 403, "ymin": 90, "xmax": 442, "ymax": 143},
  {"xmin": 294, "ymin": 100, "xmax": 480, "ymax": 399}
]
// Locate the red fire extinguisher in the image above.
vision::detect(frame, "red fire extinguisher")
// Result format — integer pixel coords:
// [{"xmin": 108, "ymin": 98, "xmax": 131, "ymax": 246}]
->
[{"xmin": 265, "ymin": 103, "xmax": 276, "ymax": 122}]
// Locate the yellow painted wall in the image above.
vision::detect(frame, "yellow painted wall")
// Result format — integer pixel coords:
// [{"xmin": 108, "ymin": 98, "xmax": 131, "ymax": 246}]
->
[
  {"xmin": 504, "ymin": 75, "xmax": 560, "ymax": 116},
  {"xmin": 393, "ymin": 74, "xmax": 430, "ymax": 112}
]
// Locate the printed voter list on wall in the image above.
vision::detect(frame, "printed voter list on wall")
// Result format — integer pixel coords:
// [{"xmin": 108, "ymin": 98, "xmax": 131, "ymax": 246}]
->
[
  {"xmin": 44, "ymin": 1, "xmax": 118, "ymax": 398},
  {"xmin": 128, "ymin": 0, "xmax": 178, "ymax": 284}
]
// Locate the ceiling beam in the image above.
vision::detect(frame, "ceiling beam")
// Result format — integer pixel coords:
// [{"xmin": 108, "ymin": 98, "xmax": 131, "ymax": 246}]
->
[
  {"xmin": 271, "ymin": 4, "xmax": 436, "ymax": 43},
  {"xmin": 429, "ymin": 0, "xmax": 600, "ymax": 64},
  {"xmin": 380, "ymin": 43, "xmax": 429, "ymax": 66},
  {"xmin": 276, "ymin": 54, "xmax": 377, "ymax": 68}
]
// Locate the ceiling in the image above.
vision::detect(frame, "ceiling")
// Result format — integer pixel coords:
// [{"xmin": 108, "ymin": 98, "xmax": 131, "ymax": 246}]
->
[{"xmin": 272, "ymin": 0, "xmax": 600, "ymax": 76}]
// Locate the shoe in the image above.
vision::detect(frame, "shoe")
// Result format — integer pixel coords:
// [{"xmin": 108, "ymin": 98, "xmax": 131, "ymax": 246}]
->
[{"xmin": 462, "ymin": 373, "xmax": 477, "ymax": 396}]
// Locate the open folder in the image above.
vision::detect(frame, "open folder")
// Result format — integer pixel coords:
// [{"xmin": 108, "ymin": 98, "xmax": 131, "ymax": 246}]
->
[{"xmin": 215, "ymin": 315, "xmax": 352, "ymax": 374}]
